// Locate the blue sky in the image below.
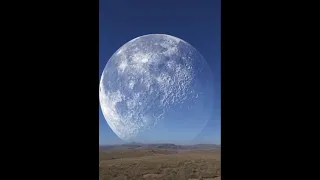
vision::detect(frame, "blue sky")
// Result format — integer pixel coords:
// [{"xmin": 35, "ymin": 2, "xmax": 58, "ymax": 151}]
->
[{"xmin": 99, "ymin": 0, "xmax": 220, "ymax": 145}]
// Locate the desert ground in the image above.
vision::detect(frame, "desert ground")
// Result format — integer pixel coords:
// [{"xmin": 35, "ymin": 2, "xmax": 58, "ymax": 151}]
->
[{"xmin": 99, "ymin": 144, "xmax": 220, "ymax": 180}]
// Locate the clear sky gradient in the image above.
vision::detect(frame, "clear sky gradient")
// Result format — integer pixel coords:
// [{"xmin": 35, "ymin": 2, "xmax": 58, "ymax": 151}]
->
[{"xmin": 99, "ymin": 0, "xmax": 220, "ymax": 145}]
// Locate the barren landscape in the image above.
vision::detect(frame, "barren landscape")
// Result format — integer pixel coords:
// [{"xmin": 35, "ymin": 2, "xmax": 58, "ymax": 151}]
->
[{"xmin": 99, "ymin": 144, "xmax": 221, "ymax": 180}]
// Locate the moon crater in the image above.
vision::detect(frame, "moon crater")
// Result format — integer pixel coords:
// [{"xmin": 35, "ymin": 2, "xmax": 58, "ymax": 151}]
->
[{"xmin": 100, "ymin": 34, "xmax": 214, "ymax": 143}]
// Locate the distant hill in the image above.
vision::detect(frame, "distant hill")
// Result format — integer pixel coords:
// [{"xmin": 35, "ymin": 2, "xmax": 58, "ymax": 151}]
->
[{"xmin": 99, "ymin": 143, "xmax": 220, "ymax": 151}]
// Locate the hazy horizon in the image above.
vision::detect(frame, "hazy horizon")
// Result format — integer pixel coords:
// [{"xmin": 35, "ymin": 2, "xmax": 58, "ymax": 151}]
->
[{"xmin": 99, "ymin": 141, "xmax": 221, "ymax": 146}]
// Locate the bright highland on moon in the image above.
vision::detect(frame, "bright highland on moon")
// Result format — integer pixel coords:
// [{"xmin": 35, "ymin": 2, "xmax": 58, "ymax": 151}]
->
[{"xmin": 99, "ymin": 34, "xmax": 214, "ymax": 143}]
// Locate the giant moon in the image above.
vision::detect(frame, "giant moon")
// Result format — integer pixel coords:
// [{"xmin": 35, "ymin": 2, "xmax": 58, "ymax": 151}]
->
[{"xmin": 99, "ymin": 34, "xmax": 214, "ymax": 143}]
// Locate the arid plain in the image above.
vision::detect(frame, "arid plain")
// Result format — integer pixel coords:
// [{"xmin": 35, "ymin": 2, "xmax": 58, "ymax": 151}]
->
[{"xmin": 99, "ymin": 144, "xmax": 220, "ymax": 180}]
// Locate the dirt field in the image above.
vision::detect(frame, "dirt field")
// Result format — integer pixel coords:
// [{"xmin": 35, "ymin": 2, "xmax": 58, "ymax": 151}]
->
[{"xmin": 99, "ymin": 149, "xmax": 220, "ymax": 180}]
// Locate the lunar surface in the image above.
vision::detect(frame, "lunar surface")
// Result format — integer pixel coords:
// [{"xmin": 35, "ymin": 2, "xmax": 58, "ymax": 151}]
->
[{"xmin": 99, "ymin": 34, "xmax": 214, "ymax": 143}]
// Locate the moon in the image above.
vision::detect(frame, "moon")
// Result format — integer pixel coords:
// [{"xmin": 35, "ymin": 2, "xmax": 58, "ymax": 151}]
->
[{"xmin": 99, "ymin": 34, "xmax": 214, "ymax": 143}]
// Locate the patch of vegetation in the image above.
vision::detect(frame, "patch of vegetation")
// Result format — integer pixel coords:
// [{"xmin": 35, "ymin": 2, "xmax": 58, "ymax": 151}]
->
[{"xmin": 99, "ymin": 149, "xmax": 220, "ymax": 180}]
